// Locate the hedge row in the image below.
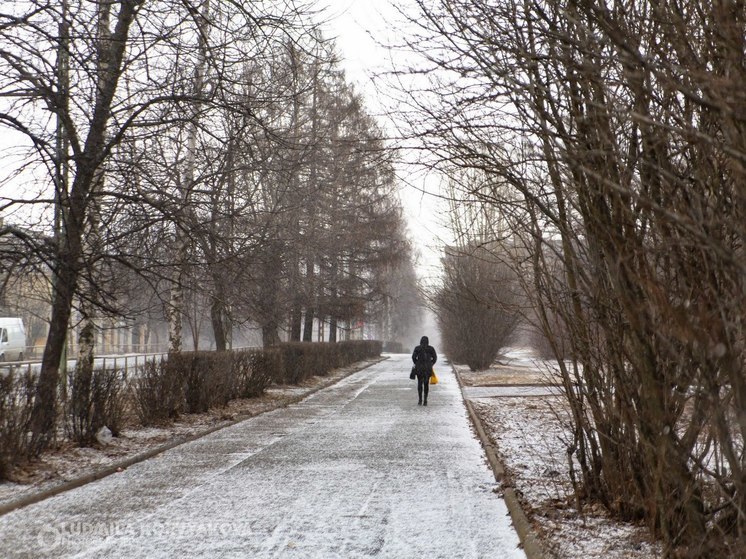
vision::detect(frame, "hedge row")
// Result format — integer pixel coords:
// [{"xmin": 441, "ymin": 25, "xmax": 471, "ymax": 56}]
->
[
  {"xmin": 274, "ymin": 340, "xmax": 383, "ymax": 384},
  {"xmin": 0, "ymin": 340, "xmax": 381, "ymax": 480}
]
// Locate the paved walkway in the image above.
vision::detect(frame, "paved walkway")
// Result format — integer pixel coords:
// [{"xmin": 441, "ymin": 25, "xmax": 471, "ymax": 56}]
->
[{"xmin": 0, "ymin": 355, "xmax": 525, "ymax": 559}]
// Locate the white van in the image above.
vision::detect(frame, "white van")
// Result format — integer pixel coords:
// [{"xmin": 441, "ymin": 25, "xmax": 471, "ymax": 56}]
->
[{"xmin": 0, "ymin": 318, "xmax": 27, "ymax": 362}]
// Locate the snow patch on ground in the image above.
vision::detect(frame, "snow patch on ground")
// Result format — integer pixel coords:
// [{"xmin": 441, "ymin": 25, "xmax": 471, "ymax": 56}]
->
[
  {"xmin": 452, "ymin": 346, "xmax": 661, "ymax": 558},
  {"xmin": 0, "ymin": 360, "xmax": 377, "ymax": 508},
  {"xmin": 1, "ymin": 357, "xmax": 525, "ymax": 559},
  {"xmin": 2, "ymin": 349, "xmax": 664, "ymax": 558}
]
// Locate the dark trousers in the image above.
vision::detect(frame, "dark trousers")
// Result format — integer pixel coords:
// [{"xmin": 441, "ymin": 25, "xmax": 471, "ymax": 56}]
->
[{"xmin": 417, "ymin": 371, "xmax": 431, "ymax": 402}]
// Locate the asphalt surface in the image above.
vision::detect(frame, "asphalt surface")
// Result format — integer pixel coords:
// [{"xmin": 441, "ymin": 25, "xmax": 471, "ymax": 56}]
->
[{"xmin": 0, "ymin": 355, "xmax": 525, "ymax": 559}]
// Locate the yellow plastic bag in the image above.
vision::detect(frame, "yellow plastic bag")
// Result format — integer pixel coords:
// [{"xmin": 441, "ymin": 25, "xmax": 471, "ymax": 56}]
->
[{"xmin": 430, "ymin": 369, "xmax": 438, "ymax": 385}]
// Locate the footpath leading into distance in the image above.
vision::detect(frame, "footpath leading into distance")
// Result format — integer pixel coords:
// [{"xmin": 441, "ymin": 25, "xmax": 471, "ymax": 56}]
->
[{"xmin": 0, "ymin": 355, "xmax": 525, "ymax": 559}]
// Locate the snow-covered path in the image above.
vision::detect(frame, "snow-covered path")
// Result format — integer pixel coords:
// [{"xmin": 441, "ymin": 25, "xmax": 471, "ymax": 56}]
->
[{"xmin": 1, "ymin": 355, "xmax": 525, "ymax": 559}]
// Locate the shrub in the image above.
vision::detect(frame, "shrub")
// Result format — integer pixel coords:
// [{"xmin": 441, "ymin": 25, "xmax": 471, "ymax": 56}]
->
[
  {"xmin": 274, "ymin": 341, "xmax": 381, "ymax": 384},
  {"xmin": 132, "ymin": 358, "xmax": 184, "ymax": 426},
  {"xmin": 277, "ymin": 343, "xmax": 309, "ymax": 385},
  {"xmin": 170, "ymin": 352, "xmax": 234, "ymax": 414},
  {"xmin": 233, "ymin": 350, "xmax": 280, "ymax": 398},
  {"xmin": 1, "ymin": 343, "xmax": 380, "ymax": 476},
  {"xmin": 0, "ymin": 370, "xmax": 36, "ymax": 480},
  {"xmin": 383, "ymin": 341, "xmax": 404, "ymax": 353},
  {"xmin": 435, "ymin": 246, "xmax": 521, "ymax": 370},
  {"xmin": 68, "ymin": 367, "xmax": 128, "ymax": 445}
]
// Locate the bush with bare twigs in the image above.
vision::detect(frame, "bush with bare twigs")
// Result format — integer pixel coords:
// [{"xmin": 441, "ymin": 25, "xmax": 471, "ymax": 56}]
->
[
  {"xmin": 435, "ymin": 245, "xmax": 521, "ymax": 370},
  {"xmin": 402, "ymin": 1, "xmax": 746, "ymax": 554},
  {"xmin": 67, "ymin": 368, "xmax": 128, "ymax": 445},
  {"xmin": 0, "ymin": 370, "xmax": 36, "ymax": 480}
]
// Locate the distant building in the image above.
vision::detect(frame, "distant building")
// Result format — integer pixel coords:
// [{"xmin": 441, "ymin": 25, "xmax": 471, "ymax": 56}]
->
[{"xmin": 1, "ymin": 219, "xmax": 170, "ymax": 358}]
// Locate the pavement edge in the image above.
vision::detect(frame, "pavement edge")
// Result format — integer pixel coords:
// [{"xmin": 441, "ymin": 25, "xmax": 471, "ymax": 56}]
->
[
  {"xmin": 454, "ymin": 366, "xmax": 547, "ymax": 559},
  {"xmin": 0, "ymin": 356, "xmax": 388, "ymax": 518}
]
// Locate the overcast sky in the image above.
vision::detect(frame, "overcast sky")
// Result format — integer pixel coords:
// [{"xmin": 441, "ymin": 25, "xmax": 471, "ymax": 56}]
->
[{"xmin": 320, "ymin": 0, "xmax": 450, "ymax": 279}]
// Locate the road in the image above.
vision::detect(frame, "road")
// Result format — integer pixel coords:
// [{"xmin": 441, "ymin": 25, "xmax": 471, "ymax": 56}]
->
[{"xmin": 0, "ymin": 355, "xmax": 525, "ymax": 559}]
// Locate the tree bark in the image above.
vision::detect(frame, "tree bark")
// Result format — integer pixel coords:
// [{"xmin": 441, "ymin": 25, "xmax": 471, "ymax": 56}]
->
[
  {"xmin": 302, "ymin": 258, "xmax": 315, "ymax": 341},
  {"xmin": 210, "ymin": 296, "xmax": 227, "ymax": 351}
]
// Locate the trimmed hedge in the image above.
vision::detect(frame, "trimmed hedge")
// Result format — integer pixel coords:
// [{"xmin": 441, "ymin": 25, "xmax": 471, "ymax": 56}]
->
[
  {"xmin": 132, "ymin": 358, "xmax": 184, "ymax": 425},
  {"xmin": 133, "ymin": 340, "xmax": 381, "ymax": 425},
  {"xmin": 232, "ymin": 349, "xmax": 279, "ymax": 399},
  {"xmin": 0, "ymin": 340, "xmax": 382, "ymax": 478},
  {"xmin": 274, "ymin": 340, "xmax": 382, "ymax": 384},
  {"xmin": 68, "ymin": 367, "xmax": 127, "ymax": 445},
  {"xmin": 383, "ymin": 341, "xmax": 404, "ymax": 353},
  {"xmin": 0, "ymin": 370, "xmax": 36, "ymax": 480}
]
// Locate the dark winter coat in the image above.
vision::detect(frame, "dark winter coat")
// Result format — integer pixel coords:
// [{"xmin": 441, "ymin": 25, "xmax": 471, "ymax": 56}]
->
[{"xmin": 412, "ymin": 336, "xmax": 437, "ymax": 374}]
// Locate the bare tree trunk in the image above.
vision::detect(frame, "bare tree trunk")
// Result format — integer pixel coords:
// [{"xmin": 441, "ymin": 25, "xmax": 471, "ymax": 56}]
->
[
  {"xmin": 29, "ymin": 0, "xmax": 140, "ymax": 454},
  {"xmin": 287, "ymin": 42, "xmax": 303, "ymax": 343},
  {"xmin": 328, "ymin": 316, "xmax": 337, "ymax": 343},
  {"xmin": 303, "ymin": 311, "xmax": 314, "ymax": 341},
  {"xmin": 71, "ymin": 183, "xmax": 104, "ymax": 444},
  {"xmin": 210, "ymin": 292, "xmax": 227, "ymax": 351},
  {"xmin": 259, "ymin": 249, "xmax": 282, "ymax": 347},
  {"xmin": 70, "ymin": 305, "xmax": 96, "ymax": 443},
  {"xmin": 301, "ymin": 59, "xmax": 320, "ymax": 344},
  {"xmin": 302, "ymin": 257, "xmax": 315, "ymax": 342},
  {"xmin": 328, "ymin": 261, "xmax": 338, "ymax": 343},
  {"xmin": 71, "ymin": 0, "xmax": 112, "ymax": 444},
  {"xmin": 30, "ymin": 262, "xmax": 78, "ymax": 453},
  {"xmin": 167, "ymin": 268, "xmax": 184, "ymax": 353},
  {"xmin": 289, "ymin": 303, "xmax": 302, "ymax": 341}
]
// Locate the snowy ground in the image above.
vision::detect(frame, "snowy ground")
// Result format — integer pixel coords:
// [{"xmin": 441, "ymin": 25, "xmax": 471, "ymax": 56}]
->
[
  {"xmin": 0, "ymin": 361, "xmax": 377, "ymax": 509},
  {"xmin": 0, "ymin": 356, "xmax": 524, "ymax": 559},
  {"xmin": 459, "ymin": 348, "xmax": 662, "ymax": 559},
  {"xmin": 1, "ymin": 350, "xmax": 665, "ymax": 558}
]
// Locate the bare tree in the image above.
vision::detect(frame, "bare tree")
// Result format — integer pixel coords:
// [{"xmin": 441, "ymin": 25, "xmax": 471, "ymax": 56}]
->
[
  {"xmin": 0, "ymin": 0, "xmax": 314, "ymax": 453},
  {"xmin": 397, "ymin": 0, "xmax": 746, "ymax": 555},
  {"xmin": 433, "ymin": 173, "xmax": 522, "ymax": 369}
]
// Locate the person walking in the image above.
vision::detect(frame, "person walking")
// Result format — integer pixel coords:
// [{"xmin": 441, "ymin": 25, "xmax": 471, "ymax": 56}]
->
[{"xmin": 412, "ymin": 336, "xmax": 437, "ymax": 406}]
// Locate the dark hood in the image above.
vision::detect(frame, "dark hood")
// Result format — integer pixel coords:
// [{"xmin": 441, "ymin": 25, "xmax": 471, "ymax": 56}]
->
[{"xmin": 420, "ymin": 336, "xmax": 429, "ymax": 346}]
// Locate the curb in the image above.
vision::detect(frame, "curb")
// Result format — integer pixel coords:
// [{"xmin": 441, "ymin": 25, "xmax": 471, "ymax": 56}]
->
[
  {"xmin": 454, "ymin": 366, "xmax": 546, "ymax": 559},
  {"xmin": 0, "ymin": 356, "xmax": 387, "ymax": 518}
]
